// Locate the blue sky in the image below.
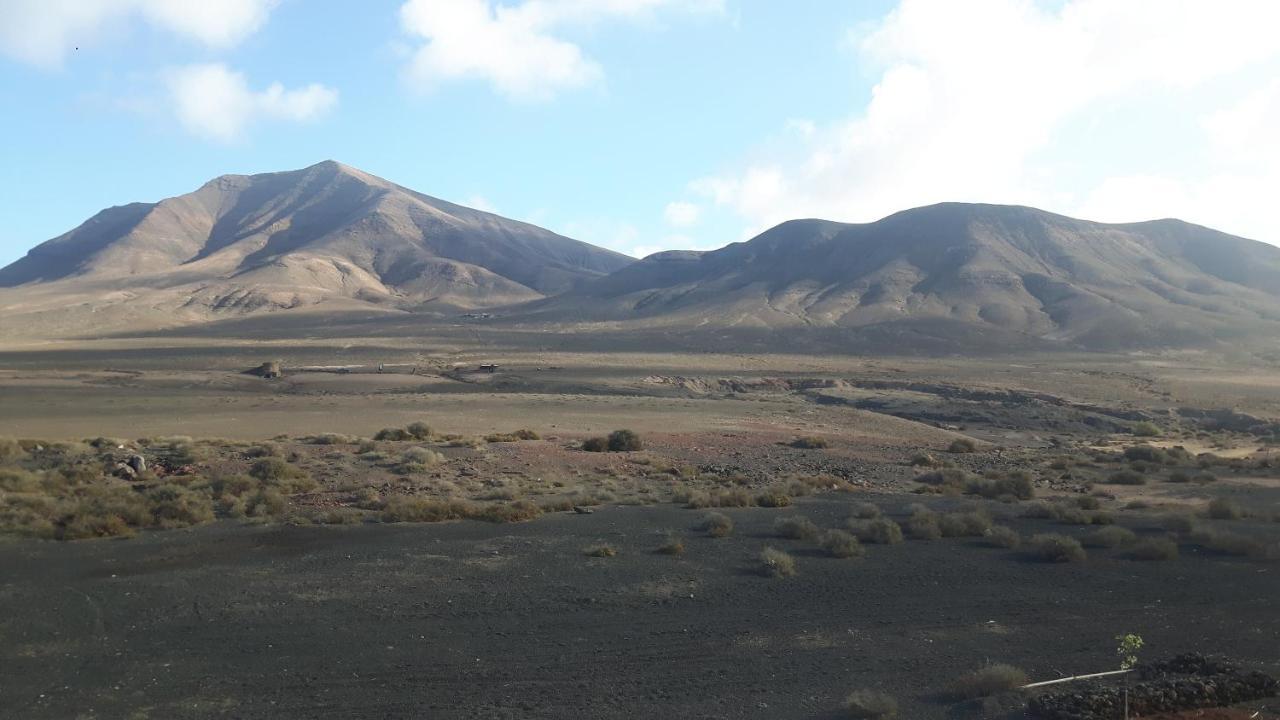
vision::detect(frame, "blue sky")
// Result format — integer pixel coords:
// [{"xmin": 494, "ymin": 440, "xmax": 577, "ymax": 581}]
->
[{"xmin": 2, "ymin": 0, "xmax": 1279, "ymax": 270}]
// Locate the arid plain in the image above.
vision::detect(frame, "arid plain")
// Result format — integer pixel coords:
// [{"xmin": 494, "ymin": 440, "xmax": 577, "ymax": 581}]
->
[{"xmin": 2, "ymin": 318, "xmax": 1279, "ymax": 719}]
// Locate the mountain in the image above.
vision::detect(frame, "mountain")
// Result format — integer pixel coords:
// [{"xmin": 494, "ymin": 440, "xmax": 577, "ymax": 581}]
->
[
  {"xmin": 524, "ymin": 203, "xmax": 1280, "ymax": 350},
  {"xmin": 0, "ymin": 161, "xmax": 632, "ymax": 335}
]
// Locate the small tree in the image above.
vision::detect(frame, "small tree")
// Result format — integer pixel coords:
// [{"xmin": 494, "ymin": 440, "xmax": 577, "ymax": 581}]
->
[{"xmin": 1115, "ymin": 633, "xmax": 1144, "ymax": 719}]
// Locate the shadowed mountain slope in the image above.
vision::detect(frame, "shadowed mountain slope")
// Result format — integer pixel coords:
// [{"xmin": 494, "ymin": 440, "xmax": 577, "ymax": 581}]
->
[{"xmin": 524, "ymin": 203, "xmax": 1280, "ymax": 350}]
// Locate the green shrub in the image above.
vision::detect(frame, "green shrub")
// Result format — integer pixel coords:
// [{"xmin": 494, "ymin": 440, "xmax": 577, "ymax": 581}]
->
[
  {"xmin": 820, "ymin": 529, "xmax": 864, "ymax": 558},
  {"xmin": 1131, "ymin": 421, "xmax": 1162, "ymax": 437},
  {"xmin": 844, "ymin": 689, "xmax": 898, "ymax": 719},
  {"xmin": 850, "ymin": 518, "xmax": 903, "ymax": 545},
  {"xmin": 607, "ymin": 429, "xmax": 643, "ymax": 452},
  {"xmin": 947, "ymin": 438, "xmax": 977, "ymax": 454},
  {"xmin": 775, "ymin": 515, "xmax": 820, "ymax": 541},
  {"xmin": 1028, "ymin": 533, "xmax": 1086, "ymax": 563},
  {"xmin": 947, "ymin": 664, "xmax": 1028, "ymax": 699},
  {"xmin": 1127, "ymin": 537, "xmax": 1179, "ymax": 561},
  {"xmin": 791, "ymin": 436, "xmax": 829, "ymax": 449},
  {"xmin": 702, "ymin": 511, "xmax": 734, "ymax": 538},
  {"xmin": 1084, "ymin": 526, "xmax": 1136, "ymax": 548},
  {"xmin": 759, "ymin": 546, "xmax": 797, "ymax": 577}
]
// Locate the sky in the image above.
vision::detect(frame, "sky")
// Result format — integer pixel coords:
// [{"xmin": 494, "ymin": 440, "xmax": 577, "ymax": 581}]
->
[{"xmin": 2, "ymin": 0, "xmax": 1279, "ymax": 270}]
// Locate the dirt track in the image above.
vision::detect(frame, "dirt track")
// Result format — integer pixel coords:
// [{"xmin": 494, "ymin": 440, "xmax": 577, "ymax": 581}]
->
[{"xmin": 3, "ymin": 496, "xmax": 1278, "ymax": 719}]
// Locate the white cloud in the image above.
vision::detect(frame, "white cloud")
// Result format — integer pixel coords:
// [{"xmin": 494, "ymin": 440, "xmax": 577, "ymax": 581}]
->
[
  {"xmin": 465, "ymin": 194, "xmax": 498, "ymax": 213},
  {"xmin": 165, "ymin": 63, "xmax": 338, "ymax": 143},
  {"xmin": 695, "ymin": 0, "xmax": 1280, "ymax": 245},
  {"xmin": 0, "ymin": 0, "xmax": 276, "ymax": 68},
  {"xmin": 662, "ymin": 201, "xmax": 700, "ymax": 227},
  {"xmin": 398, "ymin": 0, "xmax": 723, "ymax": 100}
]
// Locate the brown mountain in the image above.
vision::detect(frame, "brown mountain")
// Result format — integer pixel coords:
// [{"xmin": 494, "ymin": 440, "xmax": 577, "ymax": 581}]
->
[
  {"xmin": 524, "ymin": 203, "xmax": 1280, "ymax": 350},
  {"xmin": 0, "ymin": 161, "xmax": 631, "ymax": 336}
]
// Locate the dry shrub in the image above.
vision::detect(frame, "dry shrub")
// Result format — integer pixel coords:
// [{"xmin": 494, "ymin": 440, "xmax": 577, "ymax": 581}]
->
[
  {"xmin": 1127, "ymin": 536, "xmax": 1179, "ymax": 561},
  {"xmin": 1084, "ymin": 526, "xmax": 1136, "ymax": 548},
  {"xmin": 303, "ymin": 433, "xmax": 355, "ymax": 445},
  {"xmin": 1190, "ymin": 528, "xmax": 1275, "ymax": 559},
  {"xmin": 607, "ymin": 429, "xmax": 643, "ymax": 452},
  {"xmin": 311, "ymin": 508, "xmax": 365, "ymax": 525},
  {"xmin": 0, "ymin": 437, "xmax": 27, "ymax": 463},
  {"xmin": 850, "ymin": 518, "xmax": 904, "ymax": 545},
  {"xmin": 1161, "ymin": 513, "xmax": 1198, "ymax": 534},
  {"xmin": 844, "ymin": 689, "xmax": 898, "ymax": 719},
  {"xmin": 851, "ymin": 501, "xmax": 882, "ymax": 519},
  {"xmin": 909, "ymin": 452, "xmax": 938, "ymax": 467},
  {"xmin": 938, "ymin": 509, "xmax": 992, "ymax": 537},
  {"xmin": 947, "ymin": 664, "xmax": 1028, "ymax": 699},
  {"xmin": 474, "ymin": 500, "xmax": 543, "ymax": 523},
  {"xmin": 759, "ymin": 546, "xmax": 797, "ymax": 577},
  {"xmin": 656, "ymin": 534, "xmax": 685, "ymax": 555},
  {"xmin": 244, "ymin": 443, "xmax": 283, "ymax": 458},
  {"xmin": 966, "ymin": 473, "xmax": 1035, "ymax": 500},
  {"xmin": 380, "ymin": 496, "xmax": 470, "ymax": 523},
  {"xmin": 791, "ymin": 436, "xmax": 829, "ymax": 449},
  {"xmin": 406, "ymin": 422, "xmax": 433, "ymax": 440},
  {"xmin": 1104, "ymin": 470, "xmax": 1147, "ymax": 485},
  {"xmin": 1206, "ymin": 497, "xmax": 1244, "ymax": 520},
  {"xmin": 775, "ymin": 515, "xmax": 820, "ymax": 541},
  {"xmin": 755, "ymin": 488, "xmax": 793, "ymax": 508},
  {"xmin": 585, "ymin": 544, "xmax": 617, "ymax": 558},
  {"xmin": 1076, "ymin": 496, "xmax": 1101, "ymax": 510},
  {"xmin": 983, "ymin": 525, "xmax": 1021, "ymax": 548},
  {"xmin": 581, "ymin": 437, "xmax": 608, "ymax": 452},
  {"xmin": 146, "ymin": 484, "xmax": 214, "ymax": 528},
  {"xmin": 374, "ymin": 428, "xmax": 413, "ymax": 441},
  {"xmin": 248, "ymin": 458, "xmax": 312, "ymax": 492},
  {"xmin": 905, "ymin": 510, "xmax": 942, "ymax": 540},
  {"xmin": 1028, "ymin": 533, "xmax": 1086, "ymax": 563},
  {"xmin": 701, "ymin": 511, "xmax": 734, "ymax": 538},
  {"xmin": 820, "ymin": 529, "xmax": 864, "ymax": 558},
  {"xmin": 400, "ymin": 447, "xmax": 445, "ymax": 470},
  {"xmin": 947, "ymin": 438, "xmax": 978, "ymax": 454}
]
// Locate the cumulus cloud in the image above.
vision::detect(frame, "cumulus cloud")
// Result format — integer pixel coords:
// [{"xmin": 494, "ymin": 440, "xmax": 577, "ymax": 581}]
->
[
  {"xmin": 694, "ymin": 0, "xmax": 1280, "ymax": 244},
  {"xmin": 165, "ymin": 63, "xmax": 338, "ymax": 143},
  {"xmin": 662, "ymin": 201, "xmax": 700, "ymax": 227},
  {"xmin": 0, "ymin": 0, "xmax": 276, "ymax": 68},
  {"xmin": 398, "ymin": 0, "xmax": 723, "ymax": 100}
]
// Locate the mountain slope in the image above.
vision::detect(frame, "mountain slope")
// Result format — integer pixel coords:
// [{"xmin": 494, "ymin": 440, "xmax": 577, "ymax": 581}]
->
[
  {"xmin": 526, "ymin": 203, "xmax": 1280, "ymax": 350},
  {"xmin": 0, "ymin": 161, "xmax": 632, "ymax": 332}
]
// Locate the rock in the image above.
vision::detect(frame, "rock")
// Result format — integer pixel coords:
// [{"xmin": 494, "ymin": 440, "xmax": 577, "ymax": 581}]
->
[
  {"xmin": 572, "ymin": 506, "xmax": 594, "ymax": 514},
  {"xmin": 112, "ymin": 463, "xmax": 137, "ymax": 479},
  {"xmin": 127, "ymin": 454, "xmax": 146, "ymax": 473}
]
